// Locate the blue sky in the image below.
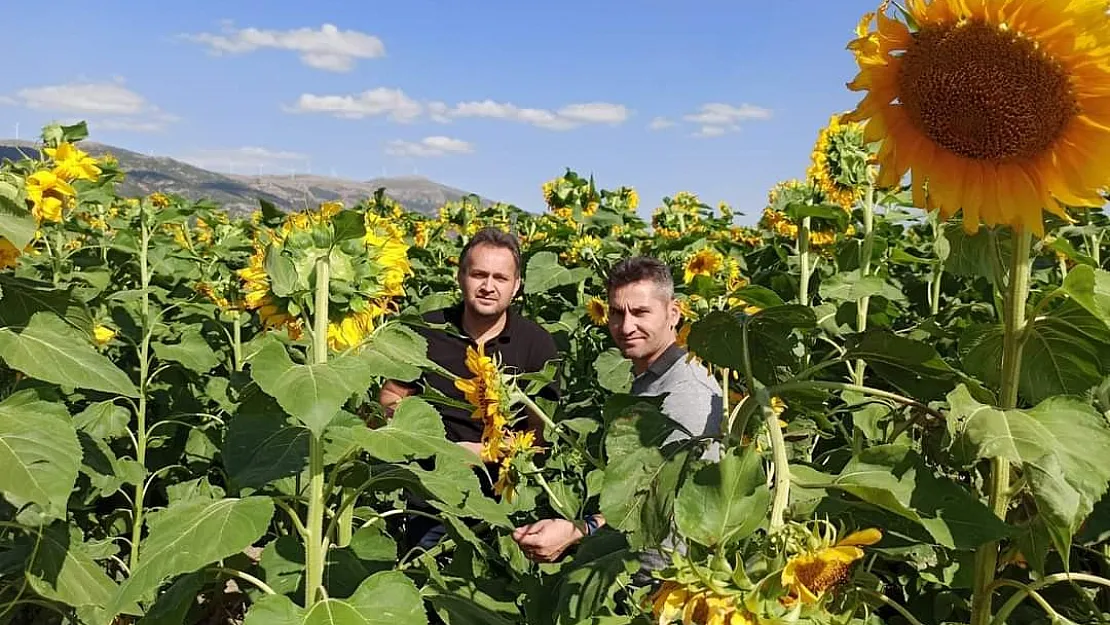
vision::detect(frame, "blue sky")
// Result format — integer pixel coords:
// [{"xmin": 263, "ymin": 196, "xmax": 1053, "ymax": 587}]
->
[{"xmin": 3, "ymin": 0, "xmax": 880, "ymax": 224}]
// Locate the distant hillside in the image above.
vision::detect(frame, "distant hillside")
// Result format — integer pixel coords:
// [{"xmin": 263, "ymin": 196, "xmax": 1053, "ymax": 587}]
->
[{"xmin": 0, "ymin": 140, "xmax": 490, "ymax": 216}]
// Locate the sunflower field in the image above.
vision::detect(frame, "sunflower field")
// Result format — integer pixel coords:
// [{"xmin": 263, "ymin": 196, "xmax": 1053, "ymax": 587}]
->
[{"xmin": 6, "ymin": 2, "xmax": 1110, "ymax": 624}]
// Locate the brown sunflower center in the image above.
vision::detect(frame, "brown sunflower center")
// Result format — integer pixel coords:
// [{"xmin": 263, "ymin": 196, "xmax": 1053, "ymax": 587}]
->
[
  {"xmin": 794, "ymin": 557, "xmax": 854, "ymax": 595},
  {"xmin": 897, "ymin": 20, "xmax": 1077, "ymax": 162}
]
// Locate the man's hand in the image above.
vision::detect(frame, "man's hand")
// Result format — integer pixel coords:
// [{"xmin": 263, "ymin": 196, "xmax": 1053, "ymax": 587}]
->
[{"xmin": 512, "ymin": 519, "xmax": 584, "ymax": 563}]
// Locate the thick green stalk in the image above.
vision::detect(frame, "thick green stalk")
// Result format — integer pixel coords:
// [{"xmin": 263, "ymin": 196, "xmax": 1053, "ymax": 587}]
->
[
  {"xmin": 853, "ymin": 186, "xmax": 875, "ymax": 385},
  {"xmin": 765, "ymin": 400, "xmax": 790, "ymax": 530},
  {"xmin": 232, "ymin": 314, "xmax": 243, "ymax": 372},
  {"xmin": 970, "ymin": 228, "xmax": 1032, "ymax": 625},
  {"xmin": 798, "ymin": 216, "xmax": 812, "ymax": 305},
  {"xmin": 304, "ymin": 255, "xmax": 330, "ymax": 607},
  {"xmin": 129, "ymin": 213, "xmax": 152, "ymax": 570}
]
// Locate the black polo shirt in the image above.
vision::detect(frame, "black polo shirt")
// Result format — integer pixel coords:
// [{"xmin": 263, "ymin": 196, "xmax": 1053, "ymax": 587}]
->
[{"xmin": 400, "ymin": 303, "xmax": 560, "ymax": 443}]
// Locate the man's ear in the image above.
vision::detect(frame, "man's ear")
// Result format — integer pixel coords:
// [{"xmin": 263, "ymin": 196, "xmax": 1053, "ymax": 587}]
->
[{"xmin": 668, "ymin": 299, "xmax": 681, "ymax": 329}]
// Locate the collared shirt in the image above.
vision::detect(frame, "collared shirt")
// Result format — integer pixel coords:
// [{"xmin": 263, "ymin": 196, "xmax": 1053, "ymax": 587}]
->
[
  {"xmin": 631, "ymin": 342, "xmax": 724, "ymax": 450},
  {"xmin": 400, "ymin": 302, "xmax": 559, "ymax": 443}
]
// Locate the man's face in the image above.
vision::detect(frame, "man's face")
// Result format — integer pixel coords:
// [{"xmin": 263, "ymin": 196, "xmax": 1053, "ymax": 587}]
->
[
  {"xmin": 607, "ymin": 279, "xmax": 679, "ymax": 364},
  {"xmin": 458, "ymin": 243, "xmax": 520, "ymax": 318}
]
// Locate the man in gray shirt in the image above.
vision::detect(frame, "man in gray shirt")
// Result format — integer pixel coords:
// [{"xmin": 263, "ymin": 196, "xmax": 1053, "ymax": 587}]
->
[{"xmin": 512, "ymin": 256, "xmax": 723, "ymax": 568}]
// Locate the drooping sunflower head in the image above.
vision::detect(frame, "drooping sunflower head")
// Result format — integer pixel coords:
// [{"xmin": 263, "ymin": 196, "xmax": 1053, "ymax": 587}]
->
[
  {"xmin": 44, "ymin": 142, "xmax": 102, "ymax": 182},
  {"xmin": 807, "ymin": 113, "xmax": 872, "ymax": 211},
  {"xmin": 25, "ymin": 170, "xmax": 75, "ymax": 223},
  {"xmin": 780, "ymin": 520, "xmax": 882, "ymax": 605},
  {"xmin": 0, "ymin": 238, "xmax": 21, "ymax": 270},
  {"xmin": 848, "ymin": 0, "xmax": 1110, "ymax": 236}
]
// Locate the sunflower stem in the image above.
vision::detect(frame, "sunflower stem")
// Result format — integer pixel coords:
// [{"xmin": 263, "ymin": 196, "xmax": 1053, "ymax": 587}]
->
[
  {"xmin": 853, "ymin": 185, "xmax": 875, "ymax": 385},
  {"xmin": 232, "ymin": 313, "xmax": 243, "ymax": 372},
  {"xmin": 304, "ymin": 254, "xmax": 331, "ymax": 607},
  {"xmin": 129, "ymin": 206, "xmax": 153, "ymax": 571},
  {"xmin": 798, "ymin": 216, "xmax": 812, "ymax": 305},
  {"xmin": 765, "ymin": 397, "xmax": 790, "ymax": 531},
  {"xmin": 970, "ymin": 227, "xmax": 1032, "ymax": 625}
]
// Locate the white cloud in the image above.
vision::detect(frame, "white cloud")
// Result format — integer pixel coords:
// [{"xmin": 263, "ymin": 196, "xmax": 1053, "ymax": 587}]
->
[
  {"xmin": 5, "ymin": 80, "xmax": 177, "ymax": 132},
  {"xmin": 556, "ymin": 102, "xmax": 629, "ymax": 125},
  {"xmin": 184, "ymin": 23, "xmax": 385, "ymax": 72},
  {"xmin": 448, "ymin": 99, "xmax": 628, "ymax": 130},
  {"xmin": 648, "ymin": 116, "xmax": 675, "ymax": 130},
  {"xmin": 682, "ymin": 103, "xmax": 772, "ymax": 137},
  {"xmin": 287, "ymin": 87, "xmax": 423, "ymax": 122},
  {"xmin": 385, "ymin": 136, "xmax": 473, "ymax": 157},
  {"xmin": 179, "ymin": 146, "xmax": 309, "ymax": 173}
]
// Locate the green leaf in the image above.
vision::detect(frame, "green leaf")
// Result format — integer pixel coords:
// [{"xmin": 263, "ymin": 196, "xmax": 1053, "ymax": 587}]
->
[
  {"xmin": 304, "ymin": 599, "xmax": 368, "ymax": 625},
  {"xmin": 959, "ymin": 301, "xmax": 1110, "ymax": 404},
  {"xmin": 346, "ymin": 571, "xmax": 427, "ymax": 624},
  {"xmin": 424, "ymin": 578, "xmax": 520, "ymax": 625},
  {"xmin": 594, "ymin": 348, "xmax": 632, "ymax": 394},
  {"xmin": 943, "ymin": 223, "xmax": 1010, "ymax": 284},
  {"xmin": 332, "ymin": 209, "xmax": 367, "ymax": 242},
  {"xmin": 0, "ymin": 390, "xmax": 81, "ymax": 520},
  {"xmin": 554, "ymin": 532, "xmax": 638, "ymax": 625},
  {"xmin": 1059, "ymin": 265, "xmax": 1110, "ymax": 328},
  {"xmin": 674, "ymin": 449, "xmax": 770, "ymax": 548},
  {"xmin": 109, "ymin": 497, "xmax": 275, "ymax": 616},
  {"xmin": 686, "ymin": 311, "xmax": 746, "ymax": 371},
  {"xmin": 0, "ymin": 312, "xmax": 139, "ymax": 397},
  {"xmin": 846, "ymin": 330, "xmax": 962, "ymax": 401},
  {"xmin": 243, "ymin": 594, "xmax": 304, "ymax": 625},
  {"xmin": 73, "ymin": 401, "xmax": 130, "ymax": 440},
  {"xmin": 266, "ymin": 248, "xmax": 300, "ymax": 298},
  {"xmin": 819, "ymin": 270, "xmax": 906, "ymax": 303},
  {"xmin": 153, "ymin": 328, "xmax": 220, "ymax": 374},
  {"xmin": 0, "ymin": 194, "xmax": 36, "ymax": 249},
  {"xmin": 250, "ymin": 336, "xmax": 378, "ymax": 436},
  {"xmin": 524, "ymin": 251, "xmax": 593, "ymax": 295},
  {"xmin": 344, "ymin": 396, "xmax": 477, "ymax": 465},
  {"xmin": 357, "ymin": 323, "xmax": 432, "ymax": 381},
  {"xmin": 791, "ymin": 444, "xmax": 1011, "ymax": 550},
  {"xmin": 20, "ymin": 524, "xmax": 136, "ymax": 613},
  {"xmin": 947, "ymin": 385, "xmax": 1110, "ymax": 562},
  {"xmin": 223, "ymin": 392, "xmax": 310, "ymax": 489},
  {"xmin": 0, "ymin": 274, "xmax": 93, "ymax": 331}
]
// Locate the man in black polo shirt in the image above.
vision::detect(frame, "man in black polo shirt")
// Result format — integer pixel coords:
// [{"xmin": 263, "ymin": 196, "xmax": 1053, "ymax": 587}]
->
[{"xmin": 380, "ymin": 227, "xmax": 559, "ymax": 549}]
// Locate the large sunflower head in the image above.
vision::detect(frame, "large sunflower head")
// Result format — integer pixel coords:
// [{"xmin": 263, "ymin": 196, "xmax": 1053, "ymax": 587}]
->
[
  {"xmin": 454, "ymin": 343, "xmax": 515, "ymax": 462},
  {"xmin": 848, "ymin": 0, "xmax": 1110, "ymax": 237},
  {"xmin": 683, "ymin": 248, "xmax": 725, "ymax": 284},
  {"xmin": 585, "ymin": 296, "xmax": 608, "ymax": 326}
]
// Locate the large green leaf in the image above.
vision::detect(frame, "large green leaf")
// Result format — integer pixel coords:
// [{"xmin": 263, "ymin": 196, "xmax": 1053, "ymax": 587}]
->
[
  {"xmin": 0, "ymin": 192, "xmax": 36, "ymax": 249},
  {"xmin": 16, "ymin": 524, "xmax": 140, "ymax": 615},
  {"xmin": 554, "ymin": 532, "xmax": 639, "ymax": 625},
  {"xmin": 153, "ymin": 327, "xmax": 220, "ymax": 374},
  {"xmin": 686, "ymin": 311, "xmax": 745, "ymax": 371},
  {"xmin": 819, "ymin": 270, "xmax": 906, "ymax": 303},
  {"xmin": 791, "ymin": 444, "xmax": 1011, "ymax": 550},
  {"xmin": 942, "ymin": 223, "xmax": 1011, "ymax": 284},
  {"xmin": 343, "ymin": 396, "xmax": 476, "ymax": 465},
  {"xmin": 0, "ymin": 312, "xmax": 139, "ymax": 397},
  {"xmin": 109, "ymin": 497, "xmax": 274, "ymax": 615},
  {"xmin": 357, "ymin": 323, "xmax": 433, "ymax": 381},
  {"xmin": 845, "ymin": 330, "xmax": 963, "ymax": 401},
  {"xmin": 593, "ymin": 348, "xmax": 632, "ymax": 394},
  {"xmin": 1059, "ymin": 265, "xmax": 1110, "ymax": 328},
  {"xmin": 423, "ymin": 578, "xmax": 521, "ymax": 625},
  {"xmin": 73, "ymin": 400, "xmax": 130, "ymax": 440},
  {"xmin": 524, "ymin": 251, "xmax": 593, "ymax": 295},
  {"xmin": 223, "ymin": 392, "xmax": 310, "ymax": 489},
  {"xmin": 0, "ymin": 390, "xmax": 81, "ymax": 520},
  {"xmin": 250, "ymin": 336, "xmax": 378, "ymax": 436},
  {"xmin": 674, "ymin": 448, "xmax": 770, "ymax": 548},
  {"xmin": 346, "ymin": 571, "xmax": 427, "ymax": 624},
  {"xmin": 0, "ymin": 274, "xmax": 93, "ymax": 331},
  {"xmin": 947, "ymin": 385, "xmax": 1110, "ymax": 565},
  {"xmin": 959, "ymin": 300, "xmax": 1110, "ymax": 404}
]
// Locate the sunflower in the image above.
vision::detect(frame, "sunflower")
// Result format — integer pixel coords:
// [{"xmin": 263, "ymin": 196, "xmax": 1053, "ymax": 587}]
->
[
  {"xmin": 93, "ymin": 324, "xmax": 117, "ymax": 346},
  {"xmin": 25, "ymin": 170, "xmax": 75, "ymax": 223},
  {"xmin": 492, "ymin": 430, "xmax": 542, "ymax": 502},
  {"xmin": 847, "ymin": 0, "xmax": 1110, "ymax": 237},
  {"xmin": 649, "ymin": 582, "xmax": 754, "ymax": 625},
  {"xmin": 0, "ymin": 238, "xmax": 20, "ymax": 269},
  {"xmin": 44, "ymin": 143, "xmax": 101, "ymax": 182},
  {"xmin": 327, "ymin": 304, "xmax": 384, "ymax": 352},
  {"xmin": 237, "ymin": 239, "xmax": 303, "ymax": 338},
  {"xmin": 149, "ymin": 192, "xmax": 171, "ymax": 208},
  {"xmin": 564, "ymin": 234, "xmax": 602, "ymax": 264},
  {"xmin": 683, "ymin": 248, "xmax": 724, "ymax": 284},
  {"xmin": 586, "ymin": 296, "xmax": 608, "ymax": 326},
  {"xmin": 454, "ymin": 343, "xmax": 511, "ymax": 462},
  {"xmin": 781, "ymin": 525, "xmax": 881, "ymax": 605},
  {"xmin": 807, "ymin": 113, "xmax": 870, "ymax": 211}
]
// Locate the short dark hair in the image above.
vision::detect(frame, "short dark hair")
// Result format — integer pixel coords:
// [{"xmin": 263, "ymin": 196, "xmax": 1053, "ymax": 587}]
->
[
  {"xmin": 459, "ymin": 228, "xmax": 522, "ymax": 276},
  {"xmin": 606, "ymin": 256, "xmax": 674, "ymax": 299}
]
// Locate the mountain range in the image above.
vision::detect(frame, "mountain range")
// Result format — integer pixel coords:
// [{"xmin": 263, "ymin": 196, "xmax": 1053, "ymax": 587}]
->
[{"xmin": 0, "ymin": 140, "xmax": 489, "ymax": 216}]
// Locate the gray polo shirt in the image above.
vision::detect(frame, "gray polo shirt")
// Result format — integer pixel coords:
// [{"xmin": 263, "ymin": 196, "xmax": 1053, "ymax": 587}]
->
[
  {"xmin": 629, "ymin": 342, "xmax": 723, "ymax": 576},
  {"xmin": 631, "ymin": 342, "xmax": 724, "ymax": 452}
]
